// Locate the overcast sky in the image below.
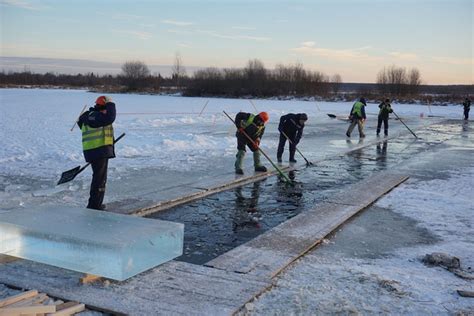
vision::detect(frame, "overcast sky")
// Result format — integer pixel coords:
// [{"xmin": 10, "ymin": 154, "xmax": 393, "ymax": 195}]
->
[{"xmin": 1, "ymin": 0, "xmax": 472, "ymax": 84}]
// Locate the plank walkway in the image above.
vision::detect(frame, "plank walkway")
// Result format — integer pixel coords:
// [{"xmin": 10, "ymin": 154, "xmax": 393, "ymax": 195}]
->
[
  {"xmin": 0, "ymin": 260, "xmax": 270, "ymax": 315},
  {"xmin": 0, "ymin": 171, "xmax": 408, "ymax": 315},
  {"xmin": 206, "ymin": 172, "xmax": 408, "ymax": 278}
]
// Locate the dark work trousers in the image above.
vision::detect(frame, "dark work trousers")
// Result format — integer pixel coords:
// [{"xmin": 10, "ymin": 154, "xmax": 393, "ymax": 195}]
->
[
  {"xmin": 464, "ymin": 109, "xmax": 470, "ymax": 120},
  {"xmin": 87, "ymin": 158, "xmax": 108, "ymax": 210},
  {"xmin": 377, "ymin": 116, "xmax": 389, "ymax": 135},
  {"xmin": 277, "ymin": 133, "xmax": 297, "ymax": 160},
  {"xmin": 237, "ymin": 134, "xmax": 257, "ymax": 152}
]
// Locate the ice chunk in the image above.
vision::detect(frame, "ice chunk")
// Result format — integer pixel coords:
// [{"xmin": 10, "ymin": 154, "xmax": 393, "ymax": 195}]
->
[{"xmin": 0, "ymin": 206, "xmax": 183, "ymax": 281}]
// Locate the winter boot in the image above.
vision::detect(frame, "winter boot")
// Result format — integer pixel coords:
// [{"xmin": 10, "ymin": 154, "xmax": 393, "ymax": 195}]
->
[
  {"xmin": 253, "ymin": 151, "xmax": 267, "ymax": 172},
  {"xmin": 235, "ymin": 150, "xmax": 245, "ymax": 174},
  {"xmin": 289, "ymin": 151, "xmax": 297, "ymax": 163}
]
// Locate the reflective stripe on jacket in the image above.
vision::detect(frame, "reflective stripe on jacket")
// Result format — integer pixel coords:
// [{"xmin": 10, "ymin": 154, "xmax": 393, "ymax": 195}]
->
[
  {"xmin": 242, "ymin": 114, "xmax": 264, "ymax": 136},
  {"xmin": 81, "ymin": 124, "xmax": 114, "ymax": 151}
]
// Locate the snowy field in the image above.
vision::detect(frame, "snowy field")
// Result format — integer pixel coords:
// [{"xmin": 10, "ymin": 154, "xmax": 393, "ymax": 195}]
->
[{"xmin": 0, "ymin": 88, "xmax": 465, "ymax": 211}]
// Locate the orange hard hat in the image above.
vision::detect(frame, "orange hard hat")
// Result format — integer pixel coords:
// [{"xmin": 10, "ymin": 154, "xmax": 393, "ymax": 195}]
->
[
  {"xmin": 258, "ymin": 112, "xmax": 269, "ymax": 123},
  {"xmin": 95, "ymin": 96, "xmax": 107, "ymax": 106}
]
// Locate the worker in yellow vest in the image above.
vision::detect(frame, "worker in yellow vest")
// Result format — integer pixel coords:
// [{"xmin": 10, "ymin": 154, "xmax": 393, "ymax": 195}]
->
[
  {"xmin": 346, "ymin": 98, "xmax": 367, "ymax": 138},
  {"xmin": 78, "ymin": 96, "xmax": 116, "ymax": 210},
  {"xmin": 234, "ymin": 112, "xmax": 269, "ymax": 175}
]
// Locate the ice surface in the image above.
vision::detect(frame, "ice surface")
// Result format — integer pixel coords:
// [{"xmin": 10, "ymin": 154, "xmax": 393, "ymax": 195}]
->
[
  {"xmin": 0, "ymin": 206, "xmax": 184, "ymax": 280},
  {"xmin": 1, "ymin": 88, "xmax": 463, "ymax": 211}
]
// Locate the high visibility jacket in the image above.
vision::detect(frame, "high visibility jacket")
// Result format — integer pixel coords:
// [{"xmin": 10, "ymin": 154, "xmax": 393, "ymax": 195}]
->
[
  {"xmin": 243, "ymin": 114, "xmax": 265, "ymax": 136},
  {"xmin": 78, "ymin": 103, "xmax": 116, "ymax": 162},
  {"xmin": 235, "ymin": 112, "xmax": 265, "ymax": 139},
  {"xmin": 350, "ymin": 101, "xmax": 366, "ymax": 119},
  {"xmin": 81, "ymin": 124, "xmax": 114, "ymax": 151}
]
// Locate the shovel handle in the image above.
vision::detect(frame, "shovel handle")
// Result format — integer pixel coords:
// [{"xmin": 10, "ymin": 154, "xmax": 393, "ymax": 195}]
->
[{"xmin": 71, "ymin": 105, "xmax": 88, "ymax": 132}]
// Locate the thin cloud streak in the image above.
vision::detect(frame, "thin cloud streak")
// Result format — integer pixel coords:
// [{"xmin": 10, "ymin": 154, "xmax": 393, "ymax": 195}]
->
[
  {"xmin": 198, "ymin": 30, "xmax": 271, "ymax": 42},
  {"xmin": 161, "ymin": 19, "xmax": 194, "ymax": 26},
  {"xmin": 109, "ymin": 13, "xmax": 144, "ymax": 20},
  {"xmin": 113, "ymin": 30, "xmax": 152, "ymax": 40},
  {"xmin": 389, "ymin": 51, "xmax": 418, "ymax": 60},
  {"xmin": 1, "ymin": 0, "xmax": 43, "ymax": 10},
  {"xmin": 432, "ymin": 56, "xmax": 473, "ymax": 66},
  {"xmin": 232, "ymin": 26, "xmax": 256, "ymax": 30},
  {"xmin": 292, "ymin": 43, "xmax": 381, "ymax": 62}
]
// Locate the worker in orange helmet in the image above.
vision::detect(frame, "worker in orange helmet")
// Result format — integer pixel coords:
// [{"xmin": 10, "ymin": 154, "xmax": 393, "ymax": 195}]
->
[
  {"xmin": 233, "ymin": 111, "xmax": 269, "ymax": 175},
  {"xmin": 77, "ymin": 96, "xmax": 116, "ymax": 210}
]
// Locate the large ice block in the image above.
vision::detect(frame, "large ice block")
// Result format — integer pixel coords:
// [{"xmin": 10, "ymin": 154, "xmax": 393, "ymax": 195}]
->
[{"xmin": 0, "ymin": 206, "xmax": 183, "ymax": 281}]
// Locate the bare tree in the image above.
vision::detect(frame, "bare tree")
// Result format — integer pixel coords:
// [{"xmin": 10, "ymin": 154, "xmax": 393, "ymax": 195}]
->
[
  {"xmin": 172, "ymin": 52, "xmax": 186, "ymax": 90},
  {"xmin": 376, "ymin": 65, "xmax": 421, "ymax": 96},
  {"xmin": 120, "ymin": 60, "xmax": 150, "ymax": 91},
  {"xmin": 407, "ymin": 68, "xmax": 422, "ymax": 94},
  {"xmin": 330, "ymin": 73, "xmax": 342, "ymax": 94},
  {"xmin": 244, "ymin": 59, "xmax": 267, "ymax": 95}
]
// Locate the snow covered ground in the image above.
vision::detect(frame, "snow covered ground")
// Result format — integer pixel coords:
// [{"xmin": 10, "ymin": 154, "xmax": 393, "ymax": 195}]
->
[{"xmin": 244, "ymin": 121, "xmax": 474, "ymax": 315}]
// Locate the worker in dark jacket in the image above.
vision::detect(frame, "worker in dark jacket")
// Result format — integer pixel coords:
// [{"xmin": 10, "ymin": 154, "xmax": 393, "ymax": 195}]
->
[
  {"xmin": 234, "ymin": 112, "xmax": 269, "ymax": 175},
  {"xmin": 376, "ymin": 98, "xmax": 393, "ymax": 136},
  {"xmin": 78, "ymin": 96, "xmax": 116, "ymax": 210},
  {"xmin": 463, "ymin": 98, "xmax": 471, "ymax": 120},
  {"xmin": 277, "ymin": 113, "xmax": 308, "ymax": 163},
  {"xmin": 346, "ymin": 98, "xmax": 367, "ymax": 138}
]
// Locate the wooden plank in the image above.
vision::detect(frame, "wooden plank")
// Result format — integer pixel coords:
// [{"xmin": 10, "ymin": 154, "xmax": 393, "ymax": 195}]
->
[
  {"xmin": 124, "ymin": 135, "xmax": 403, "ymax": 217},
  {"xmin": 130, "ymin": 166, "xmax": 294, "ymax": 217},
  {"xmin": 47, "ymin": 303, "xmax": 85, "ymax": 315},
  {"xmin": 5, "ymin": 293, "xmax": 47, "ymax": 307},
  {"xmin": 55, "ymin": 302, "xmax": 80, "ymax": 311},
  {"xmin": 0, "ymin": 290, "xmax": 38, "ymax": 308},
  {"xmin": 0, "ymin": 305, "xmax": 56, "ymax": 316},
  {"xmin": 207, "ymin": 172, "xmax": 409, "ymax": 278},
  {"xmin": 79, "ymin": 274, "xmax": 102, "ymax": 284},
  {"xmin": 0, "ymin": 254, "xmax": 19, "ymax": 264}
]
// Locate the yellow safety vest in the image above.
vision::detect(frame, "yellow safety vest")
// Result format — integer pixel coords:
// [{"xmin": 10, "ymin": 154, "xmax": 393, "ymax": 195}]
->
[
  {"xmin": 81, "ymin": 124, "xmax": 114, "ymax": 151},
  {"xmin": 242, "ymin": 114, "xmax": 264, "ymax": 135}
]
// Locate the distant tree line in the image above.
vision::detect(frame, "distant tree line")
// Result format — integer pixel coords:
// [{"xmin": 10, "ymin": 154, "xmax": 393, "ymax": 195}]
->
[
  {"xmin": 185, "ymin": 59, "xmax": 341, "ymax": 97},
  {"xmin": 2, "ymin": 58, "xmax": 471, "ymax": 100}
]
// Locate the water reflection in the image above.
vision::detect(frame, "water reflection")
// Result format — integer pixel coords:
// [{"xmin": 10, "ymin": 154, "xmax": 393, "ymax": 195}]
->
[
  {"xmin": 375, "ymin": 141, "xmax": 388, "ymax": 169},
  {"xmin": 462, "ymin": 121, "xmax": 469, "ymax": 138},
  {"xmin": 233, "ymin": 182, "xmax": 262, "ymax": 232}
]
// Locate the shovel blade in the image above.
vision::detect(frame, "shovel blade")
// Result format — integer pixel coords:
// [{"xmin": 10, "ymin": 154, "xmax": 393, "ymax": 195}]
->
[{"xmin": 57, "ymin": 166, "xmax": 81, "ymax": 185}]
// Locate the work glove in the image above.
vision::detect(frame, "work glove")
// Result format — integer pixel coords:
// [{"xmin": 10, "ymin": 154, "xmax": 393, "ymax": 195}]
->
[{"xmin": 252, "ymin": 138, "xmax": 260, "ymax": 150}]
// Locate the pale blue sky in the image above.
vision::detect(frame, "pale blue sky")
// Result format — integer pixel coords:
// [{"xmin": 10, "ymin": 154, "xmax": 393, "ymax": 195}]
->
[{"xmin": 1, "ymin": 0, "xmax": 472, "ymax": 83}]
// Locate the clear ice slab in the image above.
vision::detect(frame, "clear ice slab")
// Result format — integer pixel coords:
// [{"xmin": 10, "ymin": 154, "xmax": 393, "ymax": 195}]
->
[{"xmin": 0, "ymin": 206, "xmax": 184, "ymax": 281}]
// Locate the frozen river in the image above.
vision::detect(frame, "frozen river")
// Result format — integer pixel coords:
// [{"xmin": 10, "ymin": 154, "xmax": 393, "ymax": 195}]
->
[
  {"xmin": 0, "ymin": 88, "xmax": 462, "ymax": 211},
  {"xmin": 1, "ymin": 88, "xmax": 473, "ymax": 314}
]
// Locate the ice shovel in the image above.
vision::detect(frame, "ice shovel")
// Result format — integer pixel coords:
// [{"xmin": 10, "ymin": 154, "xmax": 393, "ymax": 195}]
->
[{"xmin": 57, "ymin": 133, "xmax": 125, "ymax": 185}]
